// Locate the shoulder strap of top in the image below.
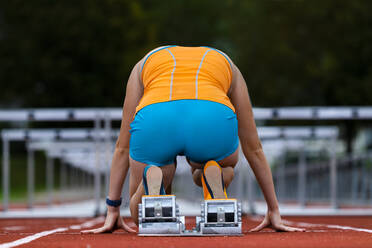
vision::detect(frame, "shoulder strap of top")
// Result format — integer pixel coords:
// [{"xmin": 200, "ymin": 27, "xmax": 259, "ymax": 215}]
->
[
  {"xmin": 200, "ymin": 46, "xmax": 233, "ymax": 69},
  {"xmin": 140, "ymin": 45, "xmax": 178, "ymax": 73}
]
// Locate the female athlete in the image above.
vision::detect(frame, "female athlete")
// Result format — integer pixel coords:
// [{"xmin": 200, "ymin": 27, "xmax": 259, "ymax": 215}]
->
[{"xmin": 82, "ymin": 46, "xmax": 304, "ymax": 234}]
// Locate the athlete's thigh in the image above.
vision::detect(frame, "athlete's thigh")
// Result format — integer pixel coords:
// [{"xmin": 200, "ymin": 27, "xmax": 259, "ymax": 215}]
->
[{"xmin": 129, "ymin": 156, "xmax": 176, "ymax": 197}]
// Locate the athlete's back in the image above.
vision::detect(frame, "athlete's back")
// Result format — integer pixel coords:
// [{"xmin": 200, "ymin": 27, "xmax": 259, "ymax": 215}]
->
[{"xmin": 137, "ymin": 46, "xmax": 234, "ymax": 113}]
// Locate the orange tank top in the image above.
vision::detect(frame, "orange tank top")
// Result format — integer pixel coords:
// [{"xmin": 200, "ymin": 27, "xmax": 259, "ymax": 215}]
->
[{"xmin": 136, "ymin": 46, "xmax": 235, "ymax": 113}]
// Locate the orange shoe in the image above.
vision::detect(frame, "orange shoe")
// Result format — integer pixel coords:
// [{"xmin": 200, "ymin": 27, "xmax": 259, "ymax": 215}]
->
[{"xmin": 201, "ymin": 160, "xmax": 227, "ymax": 199}]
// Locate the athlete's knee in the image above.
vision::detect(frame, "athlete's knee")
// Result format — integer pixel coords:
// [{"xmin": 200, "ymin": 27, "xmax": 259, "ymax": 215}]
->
[{"xmin": 192, "ymin": 168, "xmax": 203, "ymax": 187}]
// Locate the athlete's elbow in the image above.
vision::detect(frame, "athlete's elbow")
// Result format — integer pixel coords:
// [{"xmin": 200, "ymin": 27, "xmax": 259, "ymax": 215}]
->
[
  {"xmin": 239, "ymin": 135, "xmax": 262, "ymax": 153},
  {"xmin": 115, "ymin": 144, "xmax": 130, "ymax": 155},
  {"xmin": 241, "ymin": 140, "xmax": 263, "ymax": 160},
  {"xmin": 247, "ymin": 145, "xmax": 263, "ymax": 157}
]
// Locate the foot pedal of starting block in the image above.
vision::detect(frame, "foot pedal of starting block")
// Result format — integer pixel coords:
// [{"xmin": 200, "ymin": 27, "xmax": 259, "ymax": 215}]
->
[
  {"xmin": 138, "ymin": 196, "xmax": 242, "ymax": 236},
  {"xmin": 197, "ymin": 199, "xmax": 242, "ymax": 235}
]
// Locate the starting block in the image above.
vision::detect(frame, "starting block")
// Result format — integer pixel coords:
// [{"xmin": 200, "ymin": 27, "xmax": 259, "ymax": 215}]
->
[
  {"xmin": 138, "ymin": 195, "xmax": 242, "ymax": 236},
  {"xmin": 138, "ymin": 195, "xmax": 184, "ymax": 235}
]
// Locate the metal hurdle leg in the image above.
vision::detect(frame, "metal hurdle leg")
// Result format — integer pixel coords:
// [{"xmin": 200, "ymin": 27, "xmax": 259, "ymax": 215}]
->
[
  {"xmin": 68, "ymin": 163, "xmax": 73, "ymax": 189},
  {"xmin": 298, "ymin": 147, "xmax": 306, "ymax": 208},
  {"xmin": 2, "ymin": 136, "xmax": 10, "ymax": 211},
  {"xmin": 46, "ymin": 154, "xmax": 54, "ymax": 206},
  {"xmin": 60, "ymin": 153, "xmax": 67, "ymax": 191},
  {"xmin": 27, "ymin": 145, "xmax": 35, "ymax": 209},
  {"xmin": 329, "ymin": 138, "xmax": 338, "ymax": 209},
  {"xmin": 351, "ymin": 158, "xmax": 359, "ymax": 202}
]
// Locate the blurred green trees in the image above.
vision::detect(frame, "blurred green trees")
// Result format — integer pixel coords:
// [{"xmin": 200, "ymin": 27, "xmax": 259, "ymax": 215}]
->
[{"xmin": 0, "ymin": 0, "xmax": 371, "ymax": 108}]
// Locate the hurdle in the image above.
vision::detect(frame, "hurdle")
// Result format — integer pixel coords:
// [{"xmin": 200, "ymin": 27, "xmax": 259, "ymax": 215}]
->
[
  {"xmin": 1, "ymin": 126, "xmax": 340, "ymax": 215},
  {"xmin": 0, "ymin": 128, "xmax": 119, "ymax": 213}
]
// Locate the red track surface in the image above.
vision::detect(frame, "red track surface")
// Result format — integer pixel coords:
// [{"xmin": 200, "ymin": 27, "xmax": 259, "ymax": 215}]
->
[{"xmin": 1, "ymin": 216, "xmax": 372, "ymax": 248}]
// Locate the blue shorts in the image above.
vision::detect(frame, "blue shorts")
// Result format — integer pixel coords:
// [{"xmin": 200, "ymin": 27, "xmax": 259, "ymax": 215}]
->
[{"xmin": 129, "ymin": 99, "xmax": 239, "ymax": 166}]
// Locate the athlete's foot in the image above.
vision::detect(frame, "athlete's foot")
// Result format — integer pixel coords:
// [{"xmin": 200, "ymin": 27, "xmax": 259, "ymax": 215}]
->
[
  {"xmin": 202, "ymin": 161, "xmax": 227, "ymax": 199},
  {"xmin": 145, "ymin": 166, "xmax": 163, "ymax": 195}
]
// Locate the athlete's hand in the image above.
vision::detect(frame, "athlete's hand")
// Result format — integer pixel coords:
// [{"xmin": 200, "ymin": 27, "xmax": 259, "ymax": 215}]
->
[
  {"xmin": 250, "ymin": 209, "xmax": 305, "ymax": 232},
  {"xmin": 81, "ymin": 207, "xmax": 136, "ymax": 234}
]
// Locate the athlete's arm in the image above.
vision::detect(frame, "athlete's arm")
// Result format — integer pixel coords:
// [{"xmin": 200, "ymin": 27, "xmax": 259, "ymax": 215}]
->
[
  {"xmin": 229, "ymin": 64, "xmax": 279, "ymax": 211},
  {"xmin": 229, "ymin": 64, "xmax": 304, "ymax": 232},
  {"xmin": 108, "ymin": 61, "xmax": 143, "ymax": 201},
  {"xmin": 82, "ymin": 61, "xmax": 143, "ymax": 234}
]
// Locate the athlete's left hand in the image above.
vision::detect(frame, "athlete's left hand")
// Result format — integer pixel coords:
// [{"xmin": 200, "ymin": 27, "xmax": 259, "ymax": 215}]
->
[{"xmin": 250, "ymin": 209, "xmax": 305, "ymax": 232}]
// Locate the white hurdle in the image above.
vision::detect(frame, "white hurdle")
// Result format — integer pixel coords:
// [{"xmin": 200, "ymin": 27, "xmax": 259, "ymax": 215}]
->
[{"xmin": 1, "ymin": 126, "xmax": 339, "ymax": 214}]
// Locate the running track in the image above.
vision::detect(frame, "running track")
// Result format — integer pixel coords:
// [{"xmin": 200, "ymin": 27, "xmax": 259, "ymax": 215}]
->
[{"xmin": 1, "ymin": 216, "xmax": 372, "ymax": 248}]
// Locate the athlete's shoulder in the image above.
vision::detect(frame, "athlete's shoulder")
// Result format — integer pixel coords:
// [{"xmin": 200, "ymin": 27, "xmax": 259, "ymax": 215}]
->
[
  {"xmin": 140, "ymin": 45, "xmax": 177, "ymax": 71},
  {"xmin": 203, "ymin": 46, "xmax": 235, "ymax": 68}
]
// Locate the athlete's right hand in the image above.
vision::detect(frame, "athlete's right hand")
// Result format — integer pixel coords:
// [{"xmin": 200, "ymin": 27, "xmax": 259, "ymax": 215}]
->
[{"xmin": 81, "ymin": 207, "xmax": 136, "ymax": 234}]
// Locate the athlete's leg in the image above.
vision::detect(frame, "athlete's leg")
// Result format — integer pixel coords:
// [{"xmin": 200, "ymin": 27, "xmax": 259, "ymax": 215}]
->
[
  {"xmin": 128, "ymin": 157, "xmax": 176, "ymax": 225},
  {"xmin": 189, "ymin": 147, "xmax": 239, "ymax": 188},
  {"xmin": 164, "ymin": 158, "xmax": 177, "ymax": 194}
]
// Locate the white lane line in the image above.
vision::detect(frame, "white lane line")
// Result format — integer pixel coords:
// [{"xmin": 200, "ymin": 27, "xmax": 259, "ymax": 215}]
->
[
  {"xmin": 0, "ymin": 228, "xmax": 68, "ymax": 248},
  {"xmin": 282, "ymin": 220, "xmax": 372, "ymax": 234},
  {"xmin": 249, "ymin": 216, "xmax": 372, "ymax": 234},
  {"xmin": 0, "ymin": 217, "xmax": 104, "ymax": 248}
]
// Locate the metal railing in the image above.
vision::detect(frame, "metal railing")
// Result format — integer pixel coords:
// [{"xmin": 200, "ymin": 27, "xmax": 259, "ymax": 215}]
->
[
  {"xmin": 1, "ymin": 126, "xmax": 340, "ymax": 213},
  {"xmin": 1, "ymin": 106, "xmax": 372, "ymax": 216}
]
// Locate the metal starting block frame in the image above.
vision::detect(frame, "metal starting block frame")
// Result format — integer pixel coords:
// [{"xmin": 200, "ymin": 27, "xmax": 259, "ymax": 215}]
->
[{"xmin": 138, "ymin": 195, "xmax": 242, "ymax": 236}]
